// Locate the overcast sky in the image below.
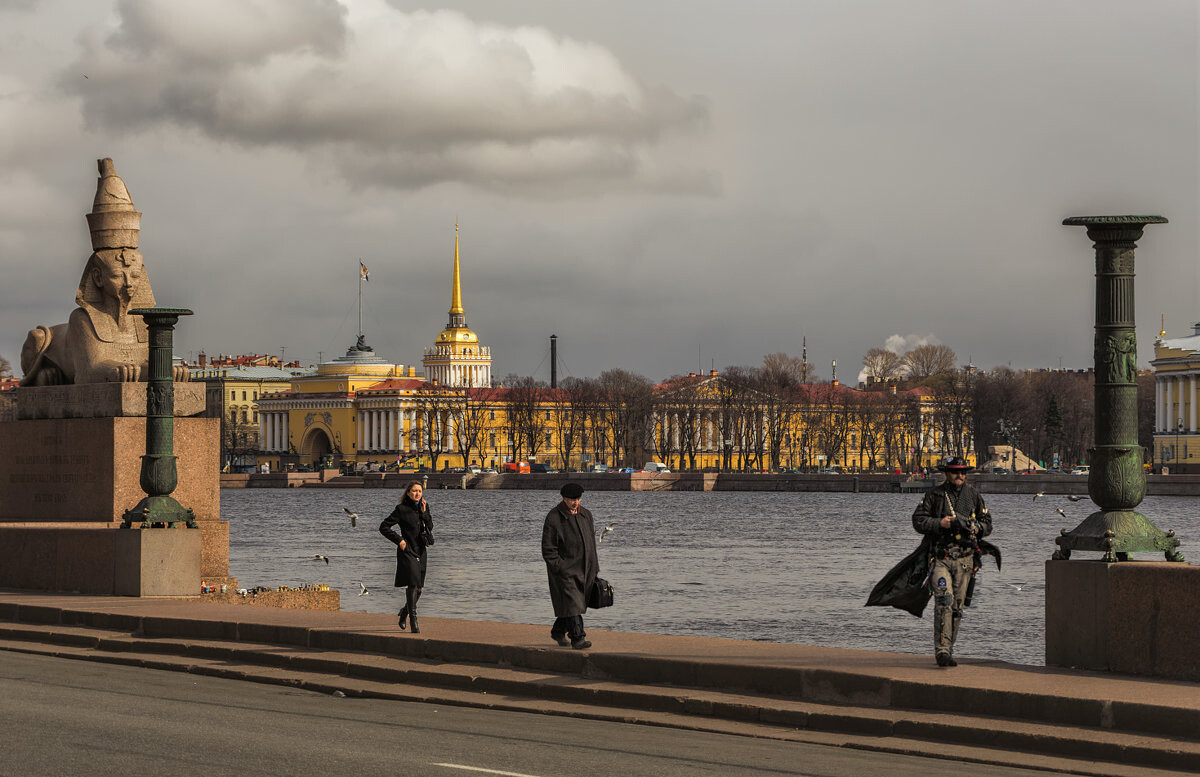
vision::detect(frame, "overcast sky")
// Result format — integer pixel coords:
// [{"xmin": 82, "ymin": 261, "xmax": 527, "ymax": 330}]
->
[{"xmin": 1, "ymin": 0, "xmax": 1196, "ymax": 384}]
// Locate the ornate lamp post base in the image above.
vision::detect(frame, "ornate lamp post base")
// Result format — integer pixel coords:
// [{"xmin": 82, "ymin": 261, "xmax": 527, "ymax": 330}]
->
[
  {"xmin": 1056, "ymin": 216, "xmax": 1183, "ymax": 562},
  {"xmin": 1054, "ymin": 510, "xmax": 1182, "ymax": 562}
]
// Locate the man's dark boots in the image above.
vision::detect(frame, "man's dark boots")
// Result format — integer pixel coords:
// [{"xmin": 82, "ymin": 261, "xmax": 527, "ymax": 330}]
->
[{"xmin": 936, "ymin": 651, "xmax": 957, "ymax": 667}]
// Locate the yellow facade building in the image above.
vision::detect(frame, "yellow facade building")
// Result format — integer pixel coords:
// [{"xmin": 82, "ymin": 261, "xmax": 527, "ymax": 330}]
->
[
  {"xmin": 256, "ymin": 226, "xmax": 493, "ymax": 471},
  {"xmin": 1150, "ymin": 322, "xmax": 1200, "ymax": 472},
  {"xmin": 255, "ymin": 227, "xmax": 973, "ymax": 473}
]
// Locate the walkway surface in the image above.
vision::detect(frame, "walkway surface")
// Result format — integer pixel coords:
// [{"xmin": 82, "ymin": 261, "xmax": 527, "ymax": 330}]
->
[{"xmin": 2, "ymin": 589, "xmax": 1197, "ymax": 776}]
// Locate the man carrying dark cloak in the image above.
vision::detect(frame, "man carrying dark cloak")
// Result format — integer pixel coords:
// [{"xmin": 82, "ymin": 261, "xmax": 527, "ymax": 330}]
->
[{"xmin": 866, "ymin": 457, "xmax": 1000, "ymax": 667}]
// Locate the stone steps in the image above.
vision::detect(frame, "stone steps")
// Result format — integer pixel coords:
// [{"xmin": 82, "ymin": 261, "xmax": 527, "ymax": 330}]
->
[{"xmin": 1, "ymin": 620, "xmax": 1197, "ymax": 776}]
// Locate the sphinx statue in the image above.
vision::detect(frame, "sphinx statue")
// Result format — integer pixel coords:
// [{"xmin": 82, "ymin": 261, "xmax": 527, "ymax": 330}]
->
[{"xmin": 20, "ymin": 158, "xmax": 188, "ymax": 386}]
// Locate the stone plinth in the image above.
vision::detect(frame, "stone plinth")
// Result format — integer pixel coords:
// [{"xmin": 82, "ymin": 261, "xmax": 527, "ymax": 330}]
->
[
  {"xmin": 16, "ymin": 383, "xmax": 205, "ymax": 420},
  {"xmin": 0, "ymin": 416, "xmax": 227, "ymax": 579},
  {"xmin": 1046, "ymin": 559, "xmax": 1200, "ymax": 681},
  {"xmin": 0, "ymin": 524, "xmax": 199, "ymax": 595},
  {"xmin": 114, "ymin": 527, "xmax": 201, "ymax": 595}
]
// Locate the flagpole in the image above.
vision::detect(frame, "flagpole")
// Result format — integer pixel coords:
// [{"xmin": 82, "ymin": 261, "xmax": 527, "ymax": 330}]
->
[{"xmin": 358, "ymin": 260, "xmax": 363, "ymax": 339}]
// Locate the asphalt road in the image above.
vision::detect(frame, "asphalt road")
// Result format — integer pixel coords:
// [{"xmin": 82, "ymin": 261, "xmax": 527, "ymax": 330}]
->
[{"xmin": 0, "ymin": 650, "xmax": 1066, "ymax": 777}]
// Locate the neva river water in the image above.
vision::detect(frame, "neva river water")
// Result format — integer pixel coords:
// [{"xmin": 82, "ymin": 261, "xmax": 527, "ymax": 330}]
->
[{"xmin": 222, "ymin": 489, "xmax": 1200, "ymax": 667}]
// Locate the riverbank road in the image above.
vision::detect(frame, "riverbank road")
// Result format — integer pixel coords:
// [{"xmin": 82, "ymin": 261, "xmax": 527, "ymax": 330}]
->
[{"xmin": 1, "ymin": 590, "xmax": 1197, "ymax": 776}]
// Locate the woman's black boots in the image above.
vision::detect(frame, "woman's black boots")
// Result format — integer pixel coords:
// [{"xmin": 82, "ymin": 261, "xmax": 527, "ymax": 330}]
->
[
  {"xmin": 406, "ymin": 587, "xmax": 421, "ymax": 634},
  {"xmin": 397, "ymin": 607, "xmax": 408, "ymax": 630}
]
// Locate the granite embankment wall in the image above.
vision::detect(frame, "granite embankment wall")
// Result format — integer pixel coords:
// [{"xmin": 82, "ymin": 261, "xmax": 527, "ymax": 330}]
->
[{"xmin": 219, "ymin": 471, "xmax": 1200, "ymax": 496}]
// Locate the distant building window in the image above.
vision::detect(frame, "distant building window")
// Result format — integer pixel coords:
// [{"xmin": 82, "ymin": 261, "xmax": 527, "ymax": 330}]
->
[
  {"xmin": 545, "ymin": 432, "xmax": 552, "ymax": 446},
  {"xmin": 242, "ymin": 391, "xmax": 247, "ymax": 401},
  {"xmin": 253, "ymin": 391, "xmax": 258, "ymax": 399},
  {"xmin": 230, "ymin": 409, "xmax": 237, "ymax": 422},
  {"xmin": 241, "ymin": 410, "xmax": 248, "ymax": 423},
  {"xmin": 489, "ymin": 411, "xmax": 495, "ymax": 420},
  {"xmin": 253, "ymin": 411, "xmax": 258, "ymax": 423},
  {"xmin": 230, "ymin": 390, "xmax": 236, "ymax": 401},
  {"xmin": 544, "ymin": 411, "xmax": 550, "ymax": 421},
  {"xmin": 489, "ymin": 432, "xmax": 496, "ymax": 447}
]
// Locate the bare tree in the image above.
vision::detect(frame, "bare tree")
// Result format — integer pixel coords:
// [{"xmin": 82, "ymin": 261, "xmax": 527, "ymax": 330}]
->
[
  {"xmin": 505, "ymin": 376, "xmax": 549, "ymax": 463},
  {"xmin": 410, "ymin": 383, "xmax": 454, "ymax": 471},
  {"xmin": 758, "ymin": 358, "xmax": 801, "ymax": 471},
  {"xmin": 550, "ymin": 378, "xmax": 586, "ymax": 469},
  {"xmin": 0, "ymin": 353, "xmax": 11, "ymax": 378},
  {"xmin": 597, "ymin": 369, "xmax": 653, "ymax": 467},
  {"xmin": 450, "ymin": 385, "xmax": 499, "ymax": 469},
  {"xmin": 903, "ymin": 344, "xmax": 958, "ymax": 383},
  {"xmin": 862, "ymin": 348, "xmax": 904, "ymax": 382},
  {"xmin": 762, "ymin": 352, "xmax": 813, "ymax": 384}
]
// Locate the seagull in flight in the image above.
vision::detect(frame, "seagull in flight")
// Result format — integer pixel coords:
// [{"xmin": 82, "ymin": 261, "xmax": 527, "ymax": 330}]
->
[
  {"xmin": 1055, "ymin": 508, "xmax": 1067, "ymax": 519},
  {"xmin": 1065, "ymin": 495, "xmax": 1084, "ymax": 502},
  {"xmin": 312, "ymin": 554, "xmax": 330, "ymax": 564},
  {"xmin": 598, "ymin": 524, "xmax": 616, "ymax": 544},
  {"xmin": 1007, "ymin": 583, "xmax": 1024, "ymax": 592},
  {"xmin": 343, "ymin": 508, "xmax": 358, "ymax": 528},
  {"xmin": 1032, "ymin": 492, "xmax": 1044, "ymax": 502},
  {"xmin": 358, "ymin": 582, "xmax": 369, "ymax": 596}
]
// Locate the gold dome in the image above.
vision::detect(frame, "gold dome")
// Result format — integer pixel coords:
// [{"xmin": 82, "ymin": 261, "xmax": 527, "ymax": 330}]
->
[{"xmin": 438, "ymin": 327, "xmax": 478, "ymax": 344}]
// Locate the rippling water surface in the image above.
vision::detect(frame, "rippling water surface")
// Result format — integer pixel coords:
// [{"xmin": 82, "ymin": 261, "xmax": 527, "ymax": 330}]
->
[{"xmin": 223, "ymin": 488, "xmax": 1200, "ymax": 667}]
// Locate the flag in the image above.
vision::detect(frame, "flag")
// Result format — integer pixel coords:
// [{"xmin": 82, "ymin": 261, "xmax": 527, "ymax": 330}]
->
[{"xmin": 359, "ymin": 261, "xmax": 369, "ymax": 281}]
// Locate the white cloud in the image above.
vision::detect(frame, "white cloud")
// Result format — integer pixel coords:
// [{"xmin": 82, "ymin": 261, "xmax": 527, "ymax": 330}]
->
[
  {"xmin": 62, "ymin": 0, "xmax": 709, "ymax": 194},
  {"xmin": 884, "ymin": 333, "xmax": 938, "ymax": 355}
]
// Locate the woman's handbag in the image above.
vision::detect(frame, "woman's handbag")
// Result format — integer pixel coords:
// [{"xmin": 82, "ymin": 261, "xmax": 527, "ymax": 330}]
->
[
  {"xmin": 420, "ymin": 522, "xmax": 435, "ymax": 546},
  {"xmin": 588, "ymin": 577, "xmax": 614, "ymax": 609}
]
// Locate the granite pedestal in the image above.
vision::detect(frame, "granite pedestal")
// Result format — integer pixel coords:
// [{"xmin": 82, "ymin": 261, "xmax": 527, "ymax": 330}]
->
[
  {"xmin": 0, "ymin": 384, "xmax": 228, "ymax": 592},
  {"xmin": 1045, "ymin": 559, "xmax": 1200, "ymax": 681}
]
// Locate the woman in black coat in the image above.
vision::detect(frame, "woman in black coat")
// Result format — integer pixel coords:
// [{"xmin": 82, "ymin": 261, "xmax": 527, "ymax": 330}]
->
[{"xmin": 379, "ymin": 480, "xmax": 434, "ymax": 633}]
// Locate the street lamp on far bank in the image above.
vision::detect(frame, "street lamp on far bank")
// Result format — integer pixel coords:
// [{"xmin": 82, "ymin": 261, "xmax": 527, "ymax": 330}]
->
[{"xmin": 1175, "ymin": 419, "xmax": 1184, "ymax": 474}]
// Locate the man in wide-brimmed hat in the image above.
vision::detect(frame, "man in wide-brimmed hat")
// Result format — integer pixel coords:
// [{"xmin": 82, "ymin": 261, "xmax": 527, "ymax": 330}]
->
[{"xmin": 910, "ymin": 457, "xmax": 995, "ymax": 666}]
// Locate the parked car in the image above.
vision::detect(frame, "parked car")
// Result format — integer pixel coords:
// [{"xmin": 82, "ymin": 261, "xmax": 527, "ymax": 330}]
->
[
  {"xmin": 465, "ymin": 464, "xmax": 482, "ymax": 474},
  {"xmin": 642, "ymin": 462, "xmax": 670, "ymax": 474},
  {"xmin": 586, "ymin": 463, "xmax": 610, "ymax": 473},
  {"xmin": 529, "ymin": 463, "xmax": 558, "ymax": 474},
  {"xmin": 617, "ymin": 467, "xmax": 638, "ymax": 474},
  {"xmin": 1070, "ymin": 466, "xmax": 1090, "ymax": 476}
]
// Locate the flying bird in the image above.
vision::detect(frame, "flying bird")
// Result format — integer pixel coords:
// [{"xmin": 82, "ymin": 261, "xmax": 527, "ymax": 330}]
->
[
  {"xmin": 598, "ymin": 524, "xmax": 615, "ymax": 544},
  {"xmin": 312, "ymin": 554, "xmax": 330, "ymax": 564},
  {"xmin": 358, "ymin": 582, "xmax": 369, "ymax": 596},
  {"xmin": 343, "ymin": 508, "xmax": 358, "ymax": 528},
  {"xmin": 1032, "ymin": 492, "xmax": 1044, "ymax": 502},
  {"xmin": 1007, "ymin": 583, "xmax": 1024, "ymax": 592},
  {"xmin": 1065, "ymin": 495, "xmax": 1084, "ymax": 502},
  {"xmin": 1055, "ymin": 508, "xmax": 1067, "ymax": 519}
]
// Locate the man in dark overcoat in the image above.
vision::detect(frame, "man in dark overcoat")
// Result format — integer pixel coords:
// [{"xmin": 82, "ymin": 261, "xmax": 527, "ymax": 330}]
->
[{"xmin": 541, "ymin": 482, "xmax": 599, "ymax": 649}]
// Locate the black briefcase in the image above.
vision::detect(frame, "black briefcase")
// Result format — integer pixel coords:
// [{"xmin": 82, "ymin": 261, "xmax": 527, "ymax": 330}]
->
[{"xmin": 588, "ymin": 577, "xmax": 614, "ymax": 609}]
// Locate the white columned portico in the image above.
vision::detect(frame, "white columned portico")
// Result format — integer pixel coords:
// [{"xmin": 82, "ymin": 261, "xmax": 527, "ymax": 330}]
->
[
  {"xmin": 1191, "ymin": 375, "xmax": 1197, "ymax": 432},
  {"xmin": 1157, "ymin": 377, "xmax": 1165, "ymax": 431}
]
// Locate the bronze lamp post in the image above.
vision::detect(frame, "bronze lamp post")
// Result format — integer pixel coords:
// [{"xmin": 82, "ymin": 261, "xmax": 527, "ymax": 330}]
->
[
  {"xmin": 1055, "ymin": 216, "xmax": 1182, "ymax": 561},
  {"xmin": 122, "ymin": 307, "xmax": 197, "ymax": 528}
]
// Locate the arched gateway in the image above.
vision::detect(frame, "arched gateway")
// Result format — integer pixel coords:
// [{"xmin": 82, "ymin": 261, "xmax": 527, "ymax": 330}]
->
[{"xmin": 302, "ymin": 427, "xmax": 333, "ymax": 468}]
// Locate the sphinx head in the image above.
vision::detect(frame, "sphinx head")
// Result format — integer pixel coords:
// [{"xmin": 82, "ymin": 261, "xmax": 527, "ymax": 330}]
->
[{"xmin": 76, "ymin": 247, "xmax": 153, "ymax": 313}]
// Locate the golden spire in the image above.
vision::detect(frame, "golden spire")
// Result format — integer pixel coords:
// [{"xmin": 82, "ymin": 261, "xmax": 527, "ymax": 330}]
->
[
  {"xmin": 449, "ymin": 221, "xmax": 464, "ymax": 316},
  {"xmin": 1160, "ymin": 314, "xmax": 1166, "ymax": 340}
]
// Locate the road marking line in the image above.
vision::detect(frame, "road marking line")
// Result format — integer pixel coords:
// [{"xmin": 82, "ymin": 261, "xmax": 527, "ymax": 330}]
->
[{"xmin": 431, "ymin": 764, "xmax": 545, "ymax": 777}]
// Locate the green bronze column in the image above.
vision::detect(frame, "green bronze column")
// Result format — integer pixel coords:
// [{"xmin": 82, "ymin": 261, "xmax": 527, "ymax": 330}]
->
[
  {"xmin": 122, "ymin": 307, "xmax": 197, "ymax": 528},
  {"xmin": 1055, "ymin": 216, "xmax": 1183, "ymax": 561}
]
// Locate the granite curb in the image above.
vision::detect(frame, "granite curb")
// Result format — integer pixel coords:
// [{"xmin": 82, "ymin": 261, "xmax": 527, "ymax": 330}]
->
[
  {"xmin": 1, "ymin": 622, "xmax": 1198, "ymax": 776},
  {"xmin": 2, "ymin": 591, "xmax": 1198, "ymax": 759}
]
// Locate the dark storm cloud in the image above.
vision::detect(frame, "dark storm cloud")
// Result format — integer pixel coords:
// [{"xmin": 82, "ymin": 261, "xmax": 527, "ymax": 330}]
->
[{"xmin": 63, "ymin": 0, "xmax": 710, "ymax": 194}]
